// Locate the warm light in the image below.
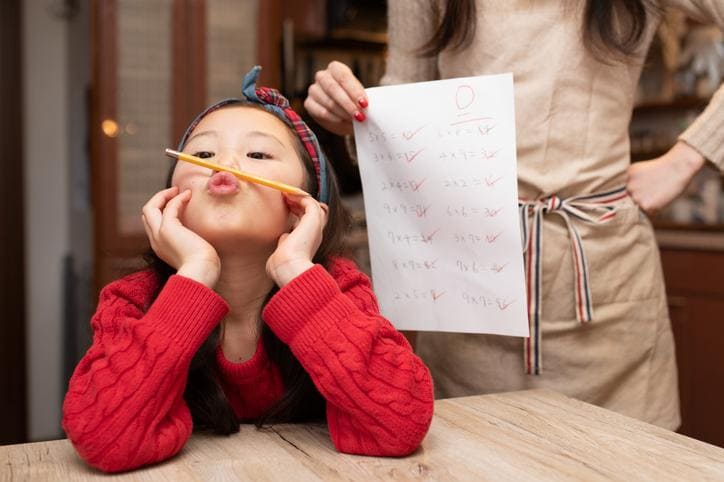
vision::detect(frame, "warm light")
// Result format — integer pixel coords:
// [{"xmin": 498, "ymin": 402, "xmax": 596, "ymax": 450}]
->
[{"xmin": 101, "ymin": 119, "xmax": 119, "ymax": 138}]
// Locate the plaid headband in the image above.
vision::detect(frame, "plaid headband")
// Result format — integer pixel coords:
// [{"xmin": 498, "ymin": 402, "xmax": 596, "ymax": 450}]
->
[{"xmin": 176, "ymin": 65, "xmax": 329, "ymax": 204}]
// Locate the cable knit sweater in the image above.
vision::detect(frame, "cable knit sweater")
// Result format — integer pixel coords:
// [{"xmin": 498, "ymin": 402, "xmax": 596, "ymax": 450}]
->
[{"xmin": 62, "ymin": 258, "xmax": 434, "ymax": 473}]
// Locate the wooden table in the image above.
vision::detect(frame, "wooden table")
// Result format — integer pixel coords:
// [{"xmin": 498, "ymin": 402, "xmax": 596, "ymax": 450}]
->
[{"xmin": 3, "ymin": 389, "xmax": 724, "ymax": 481}]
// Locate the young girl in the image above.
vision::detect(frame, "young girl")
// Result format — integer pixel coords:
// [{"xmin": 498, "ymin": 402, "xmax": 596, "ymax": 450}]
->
[{"xmin": 62, "ymin": 66, "xmax": 434, "ymax": 473}]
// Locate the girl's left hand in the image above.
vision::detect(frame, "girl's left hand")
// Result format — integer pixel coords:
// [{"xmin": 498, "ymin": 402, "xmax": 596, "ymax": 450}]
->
[
  {"xmin": 626, "ymin": 141, "xmax": 705, "ymax": 216},
  {"xmin": 267, "ymin": 194, "xmax": 329, "ymax": 287}
]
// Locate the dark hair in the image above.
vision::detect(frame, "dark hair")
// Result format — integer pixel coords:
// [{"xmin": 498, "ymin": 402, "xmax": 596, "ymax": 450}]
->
[
  {"xmin": 146, "ymin": 102, "xmax": 349, "ymax": 434},
  {"xmin": 419, "ymin": 0, "xmax": 659, "ymax": 61}
]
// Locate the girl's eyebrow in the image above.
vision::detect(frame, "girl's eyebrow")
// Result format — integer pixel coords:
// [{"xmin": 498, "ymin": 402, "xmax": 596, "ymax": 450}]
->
[
  {"xmin": 247, "ymin": 130, "xmax": 286, "ymax": 148},
  {"xmin": 185, "ymin": 129, "xmax": 286, "ymax": 149},
  {"xmin": 185, "ymin": 130, "xmax": 217, "ymax": 145}
]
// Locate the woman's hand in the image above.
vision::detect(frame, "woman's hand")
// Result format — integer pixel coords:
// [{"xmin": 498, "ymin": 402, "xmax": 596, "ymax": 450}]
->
[
  {"xmin": 267, "ymin": 194, "xmax": 329, "ymax": 287},
  {"xmin": 626, "ymin": 141, "xmax": 706, "ymax": 216},
  {"xmin": 141, "ymin": 186, "xmax": 220, "ymax": 288},
  {"xmin": 304, "ymin": 61, "xmax": 368, "ymax": 136}
]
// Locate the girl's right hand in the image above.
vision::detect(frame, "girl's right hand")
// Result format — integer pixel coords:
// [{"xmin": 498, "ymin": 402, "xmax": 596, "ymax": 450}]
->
[
  {"xmin": 141, "ymin": 186, "xmax": 220, "ymax": 288},
  {"xmin": 304, "ymin": 61, "xmax": 368, "ymax": 136}
]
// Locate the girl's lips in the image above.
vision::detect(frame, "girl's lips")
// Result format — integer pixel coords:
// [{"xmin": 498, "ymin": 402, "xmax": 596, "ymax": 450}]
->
[{"xmin": 207, "ymin": 171, "xmax": 240, "ymax": 196}]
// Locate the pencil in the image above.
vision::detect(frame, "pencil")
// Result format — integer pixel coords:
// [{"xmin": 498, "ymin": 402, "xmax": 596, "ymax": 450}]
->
[{"xmin": 165, "ymin": 148, "xmax": 309, "ymax": 197}]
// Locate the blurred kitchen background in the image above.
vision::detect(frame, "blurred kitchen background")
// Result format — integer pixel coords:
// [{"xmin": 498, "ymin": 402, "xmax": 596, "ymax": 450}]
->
[{"xmin": 1, "ymin": 0, "xmax": 722, "ymax": 448}]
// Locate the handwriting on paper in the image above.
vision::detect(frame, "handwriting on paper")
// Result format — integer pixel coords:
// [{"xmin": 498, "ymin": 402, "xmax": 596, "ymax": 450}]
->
[{"xmin": 354, "ymin": 73, "xmax": 528, "ymax": 336}]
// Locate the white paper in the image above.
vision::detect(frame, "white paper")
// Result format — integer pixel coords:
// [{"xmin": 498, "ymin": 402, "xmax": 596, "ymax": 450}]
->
[{"xmin": 353, "ymin": 73, "xmax": 529, "ymax": 336}]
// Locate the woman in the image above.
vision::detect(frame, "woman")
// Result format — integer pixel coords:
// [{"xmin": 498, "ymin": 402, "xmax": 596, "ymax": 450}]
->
[{"xmin": 304, "ymin": 0, "xmax": 724, "ymax": 430}]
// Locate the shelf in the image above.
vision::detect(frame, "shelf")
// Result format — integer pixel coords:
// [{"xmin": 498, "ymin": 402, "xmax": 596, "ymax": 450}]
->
[
  {"xmin": 296, "ymin": 34, "xmax": 387, "ymax": 51},
  {"xmin": 654, "ymin": 221, "xmax": 724, "ymax": 232},
  {"xmin": 633, "ymin": 96, "xmax": 709, "ymax": 113},
  {"xmin": 656, "ymin": 228, "xmax": 724, "ymax": 251}
]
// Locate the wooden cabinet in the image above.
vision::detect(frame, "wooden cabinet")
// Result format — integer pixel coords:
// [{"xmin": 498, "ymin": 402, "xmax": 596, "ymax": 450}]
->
[{"xmin": 660, "ymin": 245, "xmax": 724, "ymax": 447}]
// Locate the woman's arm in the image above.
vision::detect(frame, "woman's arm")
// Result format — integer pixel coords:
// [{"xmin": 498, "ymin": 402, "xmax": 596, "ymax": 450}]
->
[
  {"xmin": 627, "ymin": 1, "xmax": 724, "ymax": 214},
  {"xmin": 62, "ymin": 272, "xmax": 228, "ymax": 472},
  {"xmin": 262, "ymin": 259, "xmax": 434, "ymax": 456},
  {"xmin": 667, "ymin": 0, "xmax": 724, "ymax": 170}
]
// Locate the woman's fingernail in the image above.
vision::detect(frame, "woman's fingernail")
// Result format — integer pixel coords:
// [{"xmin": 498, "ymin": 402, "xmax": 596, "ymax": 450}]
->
[
  {"xmin": 354, "ymin": 110, "xmax": 366, "ymax": 122},
  {"xmin": 358, "ymin": 97, "xmax": 368, "ymax": 108}
]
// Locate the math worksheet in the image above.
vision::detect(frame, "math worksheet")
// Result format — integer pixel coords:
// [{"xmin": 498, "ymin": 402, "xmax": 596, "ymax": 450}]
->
[{"xmin": 354, "ymin": 73, "xmax": 529, "ymax": 337}]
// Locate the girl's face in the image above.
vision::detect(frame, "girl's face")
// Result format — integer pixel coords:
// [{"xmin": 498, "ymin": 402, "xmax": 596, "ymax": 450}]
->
[{"xmin": 171, "ymin": 106, "xmax": 307, "ymax": 254}]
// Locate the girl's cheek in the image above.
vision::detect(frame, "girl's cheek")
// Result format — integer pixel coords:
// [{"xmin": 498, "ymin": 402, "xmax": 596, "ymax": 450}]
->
[{"xmin": 172, "ymin": 166, "xmax": 205, "ymax": 191}]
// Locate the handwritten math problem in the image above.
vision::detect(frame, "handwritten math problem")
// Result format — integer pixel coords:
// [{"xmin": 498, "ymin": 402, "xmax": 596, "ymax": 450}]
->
[{"xmin": 354, "ymin": 73, "xmax": 528, "ymax": 336}]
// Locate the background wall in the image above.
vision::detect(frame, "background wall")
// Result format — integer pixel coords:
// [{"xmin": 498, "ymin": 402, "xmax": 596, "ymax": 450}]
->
[{"xmin": 22, "ymin": 0, "xmax": 91, "ymax": 441}]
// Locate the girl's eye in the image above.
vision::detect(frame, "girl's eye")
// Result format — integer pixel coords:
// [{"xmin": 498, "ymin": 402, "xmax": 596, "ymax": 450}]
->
[
  {"xmin": 247, "ymin": 151, "xmax": 272, "ymax": 160},
  {"xmin": 193, "ymin": 151, "xmax": 215, "ymax": 159}
]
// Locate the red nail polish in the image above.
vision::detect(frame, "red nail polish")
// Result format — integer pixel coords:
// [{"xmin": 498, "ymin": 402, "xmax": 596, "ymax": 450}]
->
[
  {"xmin": 354, "ymin": 110, "xmax": 366, "ymax": 122},
  {"xmin": 358, "ymin": 97, "xmax": 368, "ymax": 109}
]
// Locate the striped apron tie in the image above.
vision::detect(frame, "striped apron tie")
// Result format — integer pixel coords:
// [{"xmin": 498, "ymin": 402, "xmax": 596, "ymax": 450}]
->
[{"xmin": 518, "ymin": 186, "xmax": 629, "ymax": 375}]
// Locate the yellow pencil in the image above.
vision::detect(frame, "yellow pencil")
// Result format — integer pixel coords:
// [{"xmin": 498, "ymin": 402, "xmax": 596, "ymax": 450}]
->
[{"xmin": 165, "ymin": 148, "xmax": 309, "ymax": 197}]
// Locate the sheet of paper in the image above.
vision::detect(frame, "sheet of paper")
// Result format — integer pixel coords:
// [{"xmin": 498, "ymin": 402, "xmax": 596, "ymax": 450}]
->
[{"xmin": 353, "ymin": 73, "xmax": 529, "ymax": 336}]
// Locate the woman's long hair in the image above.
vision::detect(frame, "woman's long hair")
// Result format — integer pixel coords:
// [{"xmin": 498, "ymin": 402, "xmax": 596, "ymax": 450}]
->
[
  {"xmin": 145, "ymin": 103, "xmax": 349, "ymax": 434},
  {"xmin": 419, "ymin": 0, "xmax": 660, "ymax": 61}
]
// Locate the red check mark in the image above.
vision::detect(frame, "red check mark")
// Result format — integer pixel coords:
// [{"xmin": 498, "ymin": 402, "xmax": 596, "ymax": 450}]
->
[
  {"xmin": 486, "ymin": 232, "xmax": 503, "ymax": 243},
  {"xmin": 405, "ymin": 148, "xmax": 425, "ymax": 163},
  {"xmin": 422, "ymin": 228, "xmax": 440, "ymax": 242},
  {"xmin": 491, "ymin": 262, "xmax": 508, "ymax": 273},
  {"xmin": 402, "ymin": 125, "xmax": 427, "ymax": 140},
  {"xmin": 416, "ymin": 205, "xmax": 431, "ymax": 218},
  {"xmin": 431, "ymin": 290, "xmax": 446, "ymax": 301},
  {"xmin": 484, "ymin": 175, "xmax": 503, "ymax": 187},
  {"xmin": 478, "ymin": 124, "xmax": 496, "ymax": 135},
  {"xmin": 485, "ymin": 207, "xmax": 503, "ymax": 217},
  {"xmin": 411, "ymin": 178, "xmax": 427, "ymax": 192},
  {"xmin": 496, "ymin": 299, "xmax": 515, "ymax": 310}
]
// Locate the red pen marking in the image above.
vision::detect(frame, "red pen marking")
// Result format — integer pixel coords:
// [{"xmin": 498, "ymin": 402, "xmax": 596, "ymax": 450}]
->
[
  {"xmin": 449, "ymin": 116, "xmax": 493, "ymax": 126},
  {"xmin": 402, "ymin": 125, "xmax": 427, "ymax": 140},
  {"xmin": 483, "ymin": 150, "xmax": 499, "ymax": 160},
  {"xmin": 496, "ymin": 299, "xmax": 515, "ymax": 311},
  {"xmin": 405, "ymin": 148, "xmax": 425, "ymax": 163},
  {"xmin": 455, "ymin": 85, "xmax": 475, "ymax": 110},
  {"xmin": 485, "ymin": 175, "xmax": 503, "ymax": 187},
  {"xmin": 478, "ymin": 124, "xmax": 496, "ymax": 135},
  {"xmin": 422, "ymin": 228, "xmax": 440, "ymax": 242},
  {"xmin": 492, "ymin": 262, "xmax": 508, "ymax": 273},
  {"xmin": 486, "ymin": 232, "xmax": 503, "ymax": 243},
  {"xmin": 485, "ymin": 207, "xmax": 503, "ymax": 217},
  {"xmin": 431, "ymin": 290, "xmax": 446, "ymax": 301},
  {"xmin": 415, "ymin": 205, "xmax": 431, "ymax": 218},
  {"xmin": 411, "ymin": 178, "xmax": 427, "ymax": 192},
  {"xmin": 425, "ymin": 258, "xmax": 439, "ymax": 269}
]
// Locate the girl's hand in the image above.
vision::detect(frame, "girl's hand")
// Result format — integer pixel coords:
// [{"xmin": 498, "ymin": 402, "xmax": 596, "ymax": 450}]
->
[
  {"xmin": 267, "ymin": 194, "xmax": 329, "ymax": 287},
  {"xmin": 141, "ymin": 186, "xmax": 220, "ymax": 288},
  {"xmin": 626, "ymin": 141, "xmax": 706, "ymax": 216},
  {"xmin": 304, "ymin": 61, "xmax": 368, "ymax": 136}
]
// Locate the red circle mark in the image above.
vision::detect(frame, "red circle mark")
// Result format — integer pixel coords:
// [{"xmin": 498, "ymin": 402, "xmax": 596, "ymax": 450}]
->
[{"xmin": 455, "ymin": 85, "xmax": 475, "ymax": 110}]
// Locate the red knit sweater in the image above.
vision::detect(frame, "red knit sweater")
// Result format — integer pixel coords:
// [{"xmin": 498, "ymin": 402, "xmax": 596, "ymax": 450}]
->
[{"xmin": 62, "ymin": 258, "xmax": 434, "ymax": 473}]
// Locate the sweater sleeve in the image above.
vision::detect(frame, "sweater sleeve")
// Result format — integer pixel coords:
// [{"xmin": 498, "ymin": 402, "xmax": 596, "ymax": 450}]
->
[
  {"xmin": 668, "ymin": 0, "xmax": 724, "ymax": 169},
  {"xmin": 62, "ymin": 272, "xmax": 228, "ymax": 473},
  {"xmin": 379, "ymin": 0, "xmax": 439, "ymax": 86},
  {"xmin": 262, "ymin": 259, "xmax": 434, "ymax": 457}
]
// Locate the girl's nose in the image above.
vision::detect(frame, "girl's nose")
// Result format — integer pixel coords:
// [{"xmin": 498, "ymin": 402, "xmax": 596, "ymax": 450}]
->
[{"xmin": 213, "ymin": 150, "xmax": 241, "ymax": 170}]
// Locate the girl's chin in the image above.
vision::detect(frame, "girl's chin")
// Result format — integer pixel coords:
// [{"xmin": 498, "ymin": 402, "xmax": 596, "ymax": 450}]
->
[{"xmin": 190, "ymin": 223, "xmax": 284, "ymax": 251}]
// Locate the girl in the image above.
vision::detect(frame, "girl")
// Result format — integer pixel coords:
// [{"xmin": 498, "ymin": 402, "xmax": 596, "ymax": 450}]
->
[
  {"xmin": 62, "ymin": 66, "xmax": 434, "ymax": 473},
  {"xmin": 305, "ymin": 0, "xmax": 724, "ymax": 431}
]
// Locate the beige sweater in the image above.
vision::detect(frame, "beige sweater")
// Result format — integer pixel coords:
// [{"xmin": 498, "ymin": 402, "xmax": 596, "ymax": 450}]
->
[{"xmin": 381, "ymin": 0, "xmax": 724, "ymax": 202}]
